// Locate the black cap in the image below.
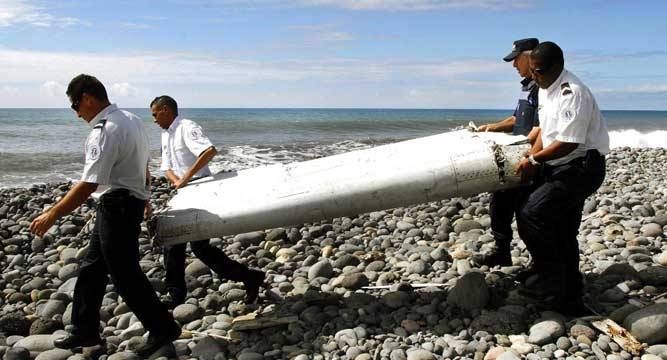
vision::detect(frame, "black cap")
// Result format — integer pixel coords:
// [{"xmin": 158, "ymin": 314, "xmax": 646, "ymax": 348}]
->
[{"xmin": 503, "ymin": 38, "xmax": 539, "ymax": 62}]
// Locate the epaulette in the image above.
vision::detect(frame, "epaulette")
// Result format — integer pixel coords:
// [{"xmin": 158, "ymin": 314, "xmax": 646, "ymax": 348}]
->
[
  {"xmin": 93, "ymin": 119, "xmax": 107, "ymax": 129},
  {"xmin": 561, "ymin": 82, "xmax": 573, "ymax": 96}
]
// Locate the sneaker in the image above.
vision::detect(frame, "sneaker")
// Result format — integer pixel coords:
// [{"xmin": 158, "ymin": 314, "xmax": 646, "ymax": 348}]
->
[
  {"xmin": 472, "ymin": 248, "xmax": 512, "ymax": 267},
  {"xmin": 135, "ymin": 327, "xmax": 181, "ymax": 358},
  {"xmin": 243, "ymin": 269, "xmax": 266, "ymax": 304},
  {"xmin": 54, "ymin": 333, "xmax": 104, "ymax": 349}
]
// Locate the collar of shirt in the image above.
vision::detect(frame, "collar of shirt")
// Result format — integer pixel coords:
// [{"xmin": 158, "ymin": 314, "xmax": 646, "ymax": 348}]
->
[
  {"xmin": 545, "ymin": 69, "xmax": 568, "ymax": 97},
  {"xmin": 520, "ymin": 77, "xmax": 536, "ymax": 92},
  {"xmin": 88, "ymin": 104, "xmax": 119, "ymax": 128},
  {"xmin": 167, "ymin": 116, "xmax": 183, "ymax": 133}
]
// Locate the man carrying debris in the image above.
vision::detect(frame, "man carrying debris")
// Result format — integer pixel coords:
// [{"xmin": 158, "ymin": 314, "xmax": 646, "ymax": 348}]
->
[
  {"xmin": 474, "ymin": 38, "xmax": 541, "ymax": 269},
  {"xmin": 150, "ymin": 95, "xmax": 266, "ymax": 307},
  {"xmin": 515, "ymin": 41, "xmax": 609, "ymax": 315}
]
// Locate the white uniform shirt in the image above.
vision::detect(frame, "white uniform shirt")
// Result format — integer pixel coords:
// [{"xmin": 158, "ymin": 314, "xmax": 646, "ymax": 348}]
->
[
  {"xmin": 81, "ymin": 104, "xmax": 151, "ymax": 200},
  {"xmin": 538, "ymin": 69, "xmax": 610, "ymax": 166},
  {"xmin": 160, "ymin": 116, "xmax": 213, "ymax": 178}
]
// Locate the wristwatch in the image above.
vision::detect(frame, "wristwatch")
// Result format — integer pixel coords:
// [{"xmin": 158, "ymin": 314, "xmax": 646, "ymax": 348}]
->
[{"xmin": 528, "ymin": 154, "xmax": 541, "ymax": 166}]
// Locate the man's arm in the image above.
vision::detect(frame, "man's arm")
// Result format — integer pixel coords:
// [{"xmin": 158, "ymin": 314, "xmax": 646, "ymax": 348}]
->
[
  {"xmin": 30, "ymin": 181, "xmax": 98, "ymax": 237},
  {"xmin": 515, "ymin": 140, "xmax": 578, "ymax": 181},
  {"xmin": 531, "ymin": 140, "xmax": 578, "ymax": 163},
  {"xmin": 175, "ymin": 146, "xmax": 217, "ymax": 189},
  {"xmin": 478, "ymin": 116, "xmax": 516, "ymax": 132},
  {"xmin": 165, "ymin": 169, "xmax": 180, "ymax": 186},
  {"xmin": 528, "ymin": 127, "xmax": 542, "ymax": 150},
  {"xmin": 144, "ymin": 166, "xmax": 152, "ymax": 219}
]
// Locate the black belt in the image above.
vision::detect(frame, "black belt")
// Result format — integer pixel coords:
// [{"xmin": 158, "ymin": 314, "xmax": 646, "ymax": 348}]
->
[
  {"xmin": 100, "ymin": 188, "xmax": 144, "ymax": 203},
  {"xmin": 542, "ymin": 149, "xmax": 603, "ymax": 177},
  {"xmin": 105, "ymin": 188, "xmax": 129, "ymax": 195}
]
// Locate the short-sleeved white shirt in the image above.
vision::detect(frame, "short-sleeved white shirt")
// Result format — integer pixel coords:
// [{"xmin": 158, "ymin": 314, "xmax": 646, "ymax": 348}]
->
[
  {"xmin": 538, "ymin": 69, "xmax": 610, "ymax": 166},
  {"xmin": 81, "ymin": 104, "xmax": 151, "ymax": 200},
  {"xmin": 160, "ymin": 116, "xmax": 214, "ymax": 178}
]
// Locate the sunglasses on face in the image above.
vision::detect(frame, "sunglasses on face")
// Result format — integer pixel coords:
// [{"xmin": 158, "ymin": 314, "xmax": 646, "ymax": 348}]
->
[
  {"xmin": 530, "ymin": 64, "xmax": 551, "ymax": 75},
  {"xmin": 70, "ymin": 96, "xmax": 82, "ymax": 112}
]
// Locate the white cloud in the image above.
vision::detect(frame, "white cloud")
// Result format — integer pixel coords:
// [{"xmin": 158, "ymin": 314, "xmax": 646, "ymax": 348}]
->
[
  {"xmin": 109, "ymin": 82, "xmax": 140, "ymax": 98},
  {"xmin": 0, "ymin": 85, "xmax": 20, "ymax": 96},
  {"xmin": 309, "ymin": 31, "xmax": 355, "ymax": 42},
  {"xmin": 119, "ymin": 22, "xmax": 155, "ymax": 30},
  {"xmin": 596, "ymin": 84, "xmax": 667, "ymax": 94},
  {"xmin": 287, "ymin": 22, "xmax": 356, "ymax": 46},
  {"xmin": 39, "ymin": 80, "xmax": 66, "ymax": 97},
  {"xmin": 3, "ymin": 47, "xmax": 663, "ymax": 109},
  {"xmin": 0, "ymin": 47, "xmax": 517, "ymax": 107},
  {"xmin": 298, "ymin": 0, "xmax": 535, "ymax": 10},
  {"xmin": 0, "ymin": 48, "xmax": 503, "ymax": 86},
  {"xmin": 192, "ymin": 0, "xmax": 535, "ymax": 11},
  {"xmin": 569, "ymin": 51, "xmax": 667, "ymax": 65},
  {"xmin": 0, "ymin": 0, "xmax": 87, "ymax": 27}
]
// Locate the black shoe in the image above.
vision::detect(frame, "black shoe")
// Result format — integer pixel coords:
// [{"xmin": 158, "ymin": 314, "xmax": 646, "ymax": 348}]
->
[
  {"xmin": 514, "ymin": 266, "xmax": 539, "ymax": 284},
  {"xmin": 135, "ymin": 328, "xmax": 181, "ymax": 358},
  {"xmin": 472, "ymin": 248, "xmax": 512, "ymax": 267},
  {"xmin": 556, "ymin": 299, "xmax": 594, "ymax": 317},
  {"xmin": 164, "ymin": 287, "xmax": 186, "ymax": 309},
  {"xmin": 243, "ymin": 269, "xmax": 266, "ymax": 304},
  {"xmin": 54, "ymin": 333, "xmax": 103, "ymax": 349}
]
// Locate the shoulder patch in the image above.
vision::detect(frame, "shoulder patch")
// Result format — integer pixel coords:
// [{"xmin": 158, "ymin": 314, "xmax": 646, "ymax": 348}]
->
[
  {"xmin": 563, "ymin": 109, "xmax": 574, "ymax": 121},
  {"xmin": 87, "ymin": 144, "xmax": 100, "ymax": 161},
  {"xmin": 190, "ymin": 127, "xmax": 203, "ymax": 140}
]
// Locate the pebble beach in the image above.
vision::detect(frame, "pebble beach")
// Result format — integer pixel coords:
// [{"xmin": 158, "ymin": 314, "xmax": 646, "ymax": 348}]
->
[{"xmin": 0, "ymin": 146, "xmax": 666, "ymax": 360}]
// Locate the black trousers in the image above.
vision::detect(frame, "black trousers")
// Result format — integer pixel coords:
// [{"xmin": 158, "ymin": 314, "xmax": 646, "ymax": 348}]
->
[
  {"xmin": 163, "ymin": 239, "xmax": 250, "ymax": 294},
  {"xmin": 516, "ymin": 150, "xmax": 606, "ymax": 299},
  {"xmin": 71, "ymin": 190, "xmax": 179, "ymax": 337},
  {"xmin": 489, "ymin": 188, "xmax": 524, "ymax": 249}
]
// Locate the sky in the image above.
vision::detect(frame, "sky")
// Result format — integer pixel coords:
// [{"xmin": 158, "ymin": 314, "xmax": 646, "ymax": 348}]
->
[{"xmin": 0, "ymin": 0, "xmax": 665, "ymax": 110}]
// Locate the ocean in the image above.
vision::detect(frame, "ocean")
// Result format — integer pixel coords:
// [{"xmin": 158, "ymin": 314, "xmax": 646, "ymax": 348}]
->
[{"xmin": 1, "ymin": 108, "xmax": 666, "ymax": 189}]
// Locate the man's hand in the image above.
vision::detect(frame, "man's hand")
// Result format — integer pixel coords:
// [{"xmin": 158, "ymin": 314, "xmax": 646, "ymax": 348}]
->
[
  {"xmin": 515, "ymin": 157, "xmax": 538, "ymax": 183},
  {"xmin": 30, "ymin": 211, "xmax": 57, "ymax": 237},
  {"xmin": 174, "ymin": 178, "xmax": 188, "ymax": 189},
  {"xmin": 29, "ymin": 181, "xmax": 97, "ymax": 238},
  {"xmin": 478, "ymin": 124, "xmax": 492, "ymax": 132}
]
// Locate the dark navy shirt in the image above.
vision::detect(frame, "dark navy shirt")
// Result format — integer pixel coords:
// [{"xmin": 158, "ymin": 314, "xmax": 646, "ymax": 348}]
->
[{"xmin": 512, "ymin": 77, "xmax": 539, "ymax": 136}]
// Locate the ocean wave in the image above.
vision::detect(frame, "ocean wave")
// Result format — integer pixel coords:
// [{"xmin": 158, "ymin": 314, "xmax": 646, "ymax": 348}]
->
[
  {"xmin": 3, "ymin": 130, "xmax": 665, "ymax": 189},
  {"xmin": 0, "ymin": 152, "xmax": 81, "ymax": 172},
  {"xmin": 609, "ymin": 129, "xmax": 667, "ymax": 149},
  {"xmin": 207, "ymin": 140, "xmax": 375, "ymax": 172}
]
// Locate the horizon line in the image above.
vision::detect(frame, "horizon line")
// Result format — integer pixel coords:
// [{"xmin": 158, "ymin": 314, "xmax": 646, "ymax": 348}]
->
[{"xmin": 1, "ymin": 107, "xmax": 667, "ymax": 112}]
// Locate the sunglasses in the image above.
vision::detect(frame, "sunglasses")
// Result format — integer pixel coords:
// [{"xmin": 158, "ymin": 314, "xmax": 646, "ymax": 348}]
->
[
  {"xmin": 70, "ymin": 94, "xmax": 83, "ymax": 112},
  {"xmin": 530, "ymin": 64, "xmax": 551, "ymax": 75}
]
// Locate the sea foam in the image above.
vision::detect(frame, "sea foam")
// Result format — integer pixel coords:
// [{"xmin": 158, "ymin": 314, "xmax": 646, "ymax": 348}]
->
[{"xmin": 609, "ymin": 129, "xmax": 667, "ymax": 149}]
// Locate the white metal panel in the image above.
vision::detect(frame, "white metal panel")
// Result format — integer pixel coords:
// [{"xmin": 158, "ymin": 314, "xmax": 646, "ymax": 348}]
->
[{"xmin": 154, "ymin": 129, "xmax": 529, "ymax": 245}]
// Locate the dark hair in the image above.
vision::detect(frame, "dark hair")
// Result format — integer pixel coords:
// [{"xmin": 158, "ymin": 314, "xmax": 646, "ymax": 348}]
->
[
  {"xmin": 530, "ymin": 41, "xmax": 565, "ymax": 71},
  {"xmin": 150, "ymin": 95, "xmax": 178, "ymax": 116},
  {"xmin": 66, "ymin": 74, "xmax": 109, "ymax": 102}
]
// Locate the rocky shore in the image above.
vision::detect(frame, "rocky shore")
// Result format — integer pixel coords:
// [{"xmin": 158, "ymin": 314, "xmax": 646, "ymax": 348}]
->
[{"xmin": 0, "ymin": 147, "xmax": 666, "ymax": 360}]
